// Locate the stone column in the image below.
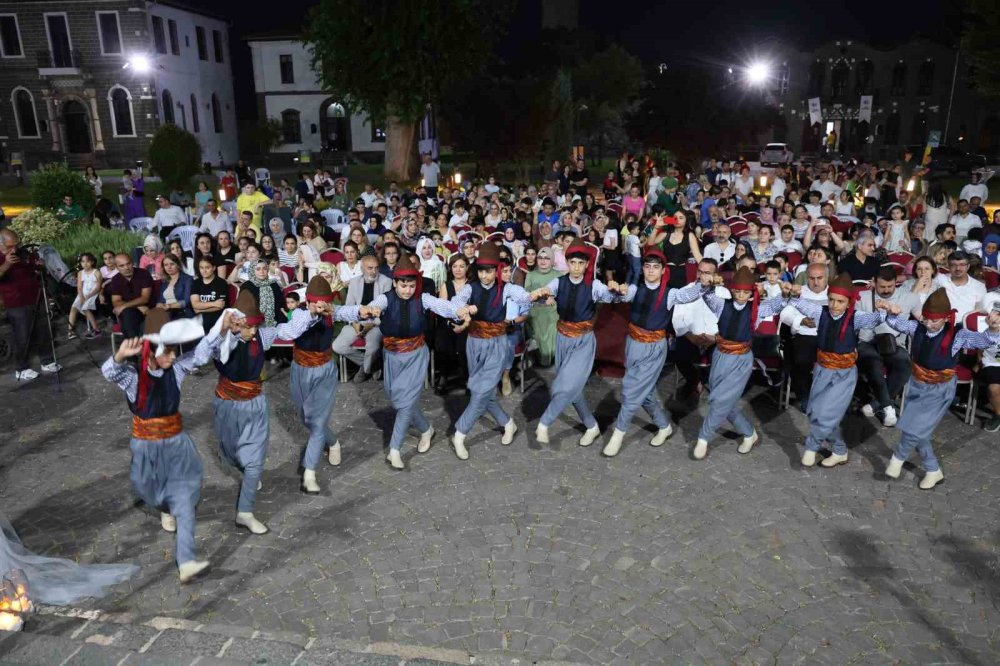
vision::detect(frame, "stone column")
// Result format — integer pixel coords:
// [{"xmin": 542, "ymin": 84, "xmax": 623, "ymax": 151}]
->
[
  {"xmin": 85, "ymin": 89, "xmax": 105, "ymax": 151},
  {"xmin": 41, "ymin": 90, "xmax": 61, "ymax": 153}
]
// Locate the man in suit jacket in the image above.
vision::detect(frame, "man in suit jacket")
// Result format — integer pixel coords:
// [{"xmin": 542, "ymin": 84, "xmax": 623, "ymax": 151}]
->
[{"xmin": 333, "ymin": 254, "xmax": 392, "ymax": 382}]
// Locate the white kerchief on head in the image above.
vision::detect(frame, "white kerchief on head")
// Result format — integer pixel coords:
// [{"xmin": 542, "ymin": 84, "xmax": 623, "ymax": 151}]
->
[{"xmin": 142, "ymin": 316, "xmax": 204, "ymax": 356}]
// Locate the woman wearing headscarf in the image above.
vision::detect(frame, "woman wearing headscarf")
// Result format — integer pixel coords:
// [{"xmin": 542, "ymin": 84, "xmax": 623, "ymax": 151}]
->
[
  {"xmin": 982, "ymin": 234, "xmax": 1000, "ymax": 270},
  {"xmin": 139, "ymin": 234, "xmax": 165, "ymax": 278},
  {"xmin": 416, "ymin": 237, "xmax": 447, "ymax": 293},
  {"xmin": 522, "ymin": 247, "xmax": 561, "ymax": 367},
  {"xmin": 241, "ymin": 260, "xmax": 285, "ymax": 328},
  {"xmin": 533, "ymin": 219, "xmax": 555, "ymax": 249}
]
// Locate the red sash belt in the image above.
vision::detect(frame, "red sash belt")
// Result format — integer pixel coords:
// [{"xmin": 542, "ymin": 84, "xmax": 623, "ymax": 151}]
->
[
  {"xmin": 468, "ymin": 321, "xmax": 507, "ymax": 339},
  {"xmin": 293, "ymin": 347, "xmax": 333, "ymax": 367},
  {"xmin": 384, "ymin": 336, "xmax": 425, "ymax": 353},
  {"xmin": 131, "ymin": 413, "xmax": 183, "ymax": 440},
  {"xmin": 715, "ymin": 336, "xmax": 751, "ymax": 355},
  {"xmin": 817, "ymin": 350, "xmax": 858, "ymax": 370},
  {"xmin": 911, "ymin": 363, "xmax": 955, "ymax": 384},
  {"xmin": 628, "ymin": 323, "xmax": 666, "ymax": 343},
  {"xmin": 215, "ymin": 376, "xmax": 263, "ymax": 401},
  {"xmin": 557, "ymin": 320, "xmax": 595, "ymax": 337}
]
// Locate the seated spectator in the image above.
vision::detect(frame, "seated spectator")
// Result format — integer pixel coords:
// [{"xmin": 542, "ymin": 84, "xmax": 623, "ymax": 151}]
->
[
  {"xmin": 338, "ymin": 240, "xmax": 362, "ymax": 283},
  {"xmin": 156, "ymin": 252, "xmax": 194, "ymax": 319},
  {"xmin": 108, "ymin": 254, "xmax": 153, "ymax": 337},
  {"xmin": 703, "ymin": 222, "xmax": 736, "ymax": 264},
  {"xmin": 240, "ymin": 259, "xmax": 284, "ymax": 327},
  {"xmin": 138, "ymin": 234, "xmax": 165, "ymax": 278},
  {"xmin": 836, "ymin": 231, "xmax": 879, "ymax": 282},
  {"xmin": 153, "ymin": 194, "xmax": 186, "ymax": 239},
  {"xmin": 227, "ymin": 242, "xmax": 262, "ymax": 285},
  {"xmin": 934, "ymin": 250, "xmax": 986, "ymax": 321},
  {"xmin": 379, "ymin": 241, "xmax": 400, "ymax": 279},
  {"xmin": 190, "ymin": 256, "xmax": 228, "ymax": 333},
  {"xmin": 298, "ymin": 220, "xmax": 327, "ymax": 255},
  {"xmin": 333, "ymin": 254, "xmax": 391, "ymax": 383},
  {"xmin": 278, "ymin": 234, "xmax": 299, "ymax": 268},
  {"xmin": 56, "ymin": 194, "xmax": 86, "ymax": 222},
  {"xmin": 416, "ymin": 237, "xmax": 447, "ymax": 292}
]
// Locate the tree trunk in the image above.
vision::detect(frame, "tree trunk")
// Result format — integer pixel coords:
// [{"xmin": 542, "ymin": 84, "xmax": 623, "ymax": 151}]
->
[{"xmin": 384, "ymin": 115, "xmax": 418, "ymax": 182}]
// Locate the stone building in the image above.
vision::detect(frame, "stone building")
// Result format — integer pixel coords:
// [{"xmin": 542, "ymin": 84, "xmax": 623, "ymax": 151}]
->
[
  {"xmin": 0, "ymin": 0, "xmax": 238, "ymax": 171},
  {"xmin": 761, "ymin": 38, "xmax": 1000, "ymax": 160}
]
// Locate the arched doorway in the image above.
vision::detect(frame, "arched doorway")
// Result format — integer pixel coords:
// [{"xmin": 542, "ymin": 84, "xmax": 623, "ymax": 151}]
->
[
  {"xmin": 319, "ymin": 98, "xmax": 350, "ymax": 152},
  {"xmin": 62, "ymin": 99, "xmax": 92, "ymax": 153}
]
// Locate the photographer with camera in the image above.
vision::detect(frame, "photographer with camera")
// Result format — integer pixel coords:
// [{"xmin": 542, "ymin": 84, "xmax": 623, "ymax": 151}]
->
[{"xmin": 0, "ymin": 229, "xmax": 60, "ymax": 380}]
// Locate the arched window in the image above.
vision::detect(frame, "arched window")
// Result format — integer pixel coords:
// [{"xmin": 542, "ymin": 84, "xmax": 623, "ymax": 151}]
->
[
  {"xmin": 190, "ymin": 93, "xmax": 199, "ymax": 133},
  {"xmin": 280, "ymin": 109, "xmax": 301, "ymax": 143},
  {"xmin": 211, "ymin": 93, "xmax": 222, "ymax": 133},
  {"xmin": 12, "ymin": 87, "xmax": 40, "ymax": 138},
  {"xmin": 917, "ymin": 61, "xmax": 934, "ymax": 96},
  {"xmin": 831, "ymin": 61, "xmax": 850, "ymax": 99},
  {"xmin": 807, "ymin": 61, "xmax": 825, "ymax": 97},
  {"xmin": 855, "ymin": 60, "xmax": 874, "ymax": 95},
  {"xmin": 890, "ymin": 62, "xmax": 907, "ymax": 96},
  {"xmin": 885, "ymin": 112, "xmax": 901, "ymax": 145},
  {"xmin": 161, "ymin": 89, "xmax": 174, "ymax": 124},
  {"xmin": 108, "ymin": 85, "xmax": 135, "ymax": 137}
]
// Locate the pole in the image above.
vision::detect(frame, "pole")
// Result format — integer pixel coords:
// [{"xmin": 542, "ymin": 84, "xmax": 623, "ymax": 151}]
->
[{"xmin": 943, "ymin": 44, "xmax": 960, "ymax": 144}]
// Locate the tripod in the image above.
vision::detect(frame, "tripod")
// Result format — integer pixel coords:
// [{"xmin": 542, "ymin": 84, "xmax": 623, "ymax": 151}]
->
[{"xmin": 17, "ymin": 260, "xmax": 62, "ymax": 388}]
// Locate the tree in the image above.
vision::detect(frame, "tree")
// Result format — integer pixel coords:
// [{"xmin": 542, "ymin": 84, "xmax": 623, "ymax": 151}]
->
[
  {"xmin": 251, "ymin": 118, "xmax": 284, "ymax": 156},
  {"xmin": 304, "ymin": 0, "xmax": 513, "ymax": 181},
  {"xmin": 571, "ymin": 45, "xmax": 644, "ymax": 163},
  {"xmin": 964, "ymin": 0, "xmax": 1000, "ymax": 98},
  {"xmin": 148, "ymin": 124, "xmax": 202, "ymax": 191},
  {"xmin": 29, "ymin": 163, "xmax": 94, "ymax": 212}
]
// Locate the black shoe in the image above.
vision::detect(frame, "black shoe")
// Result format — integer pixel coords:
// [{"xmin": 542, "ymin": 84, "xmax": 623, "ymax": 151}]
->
[{"xmin": 985, "ymin": 416, "xmax": 1000, "ymax": 433}]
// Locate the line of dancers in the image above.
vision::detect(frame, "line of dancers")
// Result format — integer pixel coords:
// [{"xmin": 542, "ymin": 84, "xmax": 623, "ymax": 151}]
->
[{"xmin": 102, "ymin": 240, "xmax": 1000, "ymax": 582}]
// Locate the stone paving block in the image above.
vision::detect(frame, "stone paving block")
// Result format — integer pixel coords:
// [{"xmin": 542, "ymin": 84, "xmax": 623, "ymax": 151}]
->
[
  {"xmin": 219, "ymin": 637, "xmax": 304, "ymax": 663},
  {"xmin": 143, "ymin": 628, "xmax": 228, "ymax": 658},
  {"xmin": 64, "ymin": 643, "xmax": 134, "ymax": 666},
  {"xmin": 0, "ymin": 633, "xmax": 82, "ymax": 665}
]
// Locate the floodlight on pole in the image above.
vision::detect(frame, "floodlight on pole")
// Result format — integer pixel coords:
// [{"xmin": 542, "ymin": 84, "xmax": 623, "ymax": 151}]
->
[
  {"xmin": 746, "ymin": 62, "xmax": 769, "ymax": 85},
  {"xmin": 125, "ymin": 54, "xmax": 152, "ymax": 73}
]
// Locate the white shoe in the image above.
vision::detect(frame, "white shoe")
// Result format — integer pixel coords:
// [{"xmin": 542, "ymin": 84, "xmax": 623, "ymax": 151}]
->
[
  {"xmin": 881, "ymin": 406, "xmax": 898, "ymax": 427},
  {"xmin": 693, "ymin": 439, "xmax": 708, "ymax": 460},
  {"xmin": 821, "ymin": 452, "xmax": 849, "ymax": 468},
  {"xmin": 40, "ymin": 362, "xmax": 61, "ymax": 373},
  {"xmin": 535, "ymin": 423, "xmax": 549, "ymax": 444},
  {"xmin": 257, "ymin": 480, "xmax": 262, "ymax": 491},
  {"xmin": 737, "ymin": 430, "xmax": 758, "ymax": 454},
  {"xmin": 235, "ymin": 512, "xmax": 269, "ymax": 534},
  {"xmin": 386, "ymin": 449, "xmax": 404, "ymax": 470},
  {"xmin": 160, "ymin": 512, "xmax": 176, "ymax": 533},
  {"xmin": 178, "ymin": 560, "xmax": 210, "ymax": 583},
  {"xmin": 861, "ymin": 403, "xmax": 876, "ymax": 418},
  {"xmin": 14, "ymin": 369, "xmax": 39, "ymax": 381},
  {"xmin": 301, "ymin": 469, "xmax": 321, "ymax": 494},
  {"xmin": 801, "ymin": 450, "xmax": 818, "ymax": 467},
  {"xmin": 919, "ymin": 469, "xmax": 945, "ymax": 490},
  {"xmin": 501, "ymin": 420, "xmax": 517, "ymax": 445},
  {"xmin": 650, "ymin": 424, "xmax": 673, "ymax": 447},
  {"xmin": 885, "ymin": 456, "xmax": 904, "ymax": 479},
  {"xmin": 579, "ymin": 425, "xmax": 601, "ymax": 447},
  {"xmin": 417, "ymin": 427, "xmax": 434, "ymax": 453},
  {"xmin": 327, "ymin": 441, "xmax": 341, "ymax": 466},
  {"xmin": 602, "ymin": 429, "xmax": 625, "ymax": 457},
  {"xmin": 452, "ymin": 432, "xmax": 469, "ymax": 460}
]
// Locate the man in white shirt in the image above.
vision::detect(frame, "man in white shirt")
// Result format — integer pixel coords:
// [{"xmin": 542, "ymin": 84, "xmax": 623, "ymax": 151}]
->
[
  {"xmin": 199, "ymin": 199, "xmax": 232, "ymax": 237},
  {"xmin": 809, "ymin": 171, "xmax": 842, "ymax": 202},
  {"xmin": 153, "ymin": 195, "xmax": 187, "ymax": 238},
  {"xmin": 770, "ymin": 167, "xmax": 787, "ymax": 201},
  {"xmin": 781, "ymin": 263, "xmax": 829, "ymax": 410},
  {"xmin": 934, "ymin": 250, "xmax": 986, "ymax": 321},
  {"xmin": 419, "ymin": 154, "xmax": 441, "ymax": 199},
  {"xmin": 948, "ymin": 200, "xmax": 982, "ymax": 241},
  {"xmin": 672, "ymin": 259, "xmax": 725, "ymax": 400},
  {"xmin": 702, "ymin": 222, "xmax": 736, "ymax": 264},
  {"xmin": 980, "ymin": 293, "xmax": 1000, "ymax": 432},
  {"xmin": 958, "ymin": 171, "xmax": 989, "ymax": 205}
]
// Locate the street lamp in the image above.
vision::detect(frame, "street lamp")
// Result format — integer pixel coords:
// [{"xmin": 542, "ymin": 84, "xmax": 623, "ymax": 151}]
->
[
  {"xmin": 124, "ymin": 54, "xmax": 152, "ymax": 73},
  {"xmin": 746, "ymin": 62, "xmax": 769, "ymax": 85}
]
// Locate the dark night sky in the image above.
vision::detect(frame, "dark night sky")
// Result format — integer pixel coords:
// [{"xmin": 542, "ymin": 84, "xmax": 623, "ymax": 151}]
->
[{"xmin": 191, "ymin": 0, "xmax": 955, "ymax": 122}]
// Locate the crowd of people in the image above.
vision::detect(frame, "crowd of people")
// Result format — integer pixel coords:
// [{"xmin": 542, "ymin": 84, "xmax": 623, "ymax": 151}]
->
[{"xmin": 3, "ymin": 150, "xmax": 1000, "ymax": 583}]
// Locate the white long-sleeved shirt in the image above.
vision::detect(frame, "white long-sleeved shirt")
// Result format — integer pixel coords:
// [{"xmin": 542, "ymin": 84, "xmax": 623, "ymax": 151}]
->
[
  {"xmin": 886, "ymin": 314, "xmax": 1000, "ymax": 359},
  {"xmin": 672, "ymin": 285, "xmax": 730, "ymax": 337},
  {"xmin": 544, "ymin": 277, "xmax": 623, "ymax": 305},
  {"xmin": 366, "ymin": 292, "xmax": 462, "ymax": 323},
  {"xmin": 959, "ymin": 183, "xmax": 988, "ymax": 204},
  {"xmin": 622, "ymin": 279, "xmax": 706, "ymax": 310},
  {"xmin": 451, "ymin": 282, "xmax": 534, "ymax": 310},
  {"xmin": 780, "ymin": 287, "xmax": 827, "ymax": 336},
  {"xmin": 101, "ymin": 334, "xmax": 219, "ymax": 404}
]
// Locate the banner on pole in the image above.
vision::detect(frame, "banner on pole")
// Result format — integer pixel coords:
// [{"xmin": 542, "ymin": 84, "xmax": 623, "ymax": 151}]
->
[
  {"xmin": 808, "ymin": 98, "xmax": 823, "ymax": 125},
  {"xmin": 858, "ymin": 96, "xmax": 873, "ymax": 123}
]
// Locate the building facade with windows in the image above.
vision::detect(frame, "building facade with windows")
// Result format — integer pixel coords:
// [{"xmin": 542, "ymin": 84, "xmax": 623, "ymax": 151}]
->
[
  {"xmin": 247, "ymin": 34, "xmax": 439, "ymax": 160},
  {"xmin": 759, "ymin": 38, "xmax": 1000, "ymax": 160},
  {"xmin": 0, "ymin": 0, "xmax": 238, "ymax": 171}
]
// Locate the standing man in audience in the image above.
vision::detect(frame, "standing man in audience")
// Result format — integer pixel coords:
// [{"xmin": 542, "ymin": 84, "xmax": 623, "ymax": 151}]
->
[
  {"xmin": 856, "ymin": 267, "xmax": 915, "ymax": 427},
  {"xmin": 333, "ymin": 254, "xmax": 391, "ymax": 382},
  {"xmin": 0, "ymin": 229, "xmax": 60, "ymax": 380},
  {"xmin": 420, "ymin": 154, "xmax": 441, "ymax": 200},
  {"xmin": 108, "ymin": 254, "xmax": 154, "ymax": 338}
]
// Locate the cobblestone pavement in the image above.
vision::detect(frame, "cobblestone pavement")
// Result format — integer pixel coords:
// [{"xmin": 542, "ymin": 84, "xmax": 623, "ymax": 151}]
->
[{"xmin": 2, "ymin": 341, "xmax": 999, "ymax": 665}]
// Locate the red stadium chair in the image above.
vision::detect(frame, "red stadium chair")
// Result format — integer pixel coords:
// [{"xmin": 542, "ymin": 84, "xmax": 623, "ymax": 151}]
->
[
  {"xmin": 887, "ymin": 251, "xmax": 915, "ymax": 267},
  {"xmin": 320, "ymin": 250, "xmax": 344, "ymax": 265},
  {"xmin": 785, "ymin": 251, "xmax": 803, "ymax": 271},
  {"xmin": 984, "ymin": 268, "xmax": 1000, "ymax": 291},
  {"xmin": 280, "ymin": 266, "xmax": 296, "ymax": 284}
]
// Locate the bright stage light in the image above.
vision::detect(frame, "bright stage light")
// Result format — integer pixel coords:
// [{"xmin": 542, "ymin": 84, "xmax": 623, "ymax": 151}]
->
[
  {"xmin": 746, "ymin": 62, "xmax": 769, "ymax": 84},
  {"xmin": 127, "ymin": 55, "xmax": 152, "ymax": 73}
]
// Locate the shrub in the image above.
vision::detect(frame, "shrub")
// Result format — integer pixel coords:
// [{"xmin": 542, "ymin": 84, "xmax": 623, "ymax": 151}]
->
[
  {"xmin": 29, "ymin": 163, "xmax": 95, "ymax": 212},
  {"xmin": 148, "ymin": 124, "xmax": 202, "ymax": 191},
  {"xmin": 10, "ymin": 208, "xmax": 71, "ymax": 246},
  {"xmin": 51, "ymin": 225, "xmax": 145, "ymax": 268}
]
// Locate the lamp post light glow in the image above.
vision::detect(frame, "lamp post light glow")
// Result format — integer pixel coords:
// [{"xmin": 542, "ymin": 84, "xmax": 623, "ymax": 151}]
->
[
  {"xmin": 125, "ymin": 54, "xmax": 152, "ymax": 73},
  {"xmin": 218, "ymin": 189, "xmax": 226, "ymax": 202},
  {"xmin": 759, "ymin": 175, "xmax": 768, "ymax": 189},
  {"xmin": 746, "ymin": 62, "xmax": 769, "ymax": 85},
  {"xmin": 454, "ymin": 172, "xmax": 461, "ymax": 186},
  {"xmin": 906, "ymin": 178, "xmax": 916, "ymax": 192}
]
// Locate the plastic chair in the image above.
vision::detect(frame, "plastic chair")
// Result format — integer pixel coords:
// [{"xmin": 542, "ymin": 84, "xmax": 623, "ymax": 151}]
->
[
  {"xmin": 320, "ymin": 208, "xmax": 346, "ymax": 229},
  {"xmin": 280, "ymin": 266, "xmax": 296, "ymax": 284},
  {"xmin": 887, "ymin": 251, "xmax": 915, "ymax": 267},
  {"xmin": 166, "ymin": 225, "xmax": 200, "ymax": 253},
  {"xmin": 983, "ymin": 268, "xmax": 1000, "ymax": 291},
  {"xmin": 785, "ymin": 251, "xmax": 803, "ymax": 271},
  {"xmin": 339, "ymin": 335, "xmax": 369, "ymax": 382},
  {"xmin": 129, "ymin": 217, "xmax": 155, "ymax": 232},
  {"xmin": 320, "ymin": 250, "xmax": 344, "ymax": 265}
]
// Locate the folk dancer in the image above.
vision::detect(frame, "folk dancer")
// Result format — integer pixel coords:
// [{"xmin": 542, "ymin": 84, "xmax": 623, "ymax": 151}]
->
[
  {"xmin": 531, "ymin": 238, "xmax": 626, "ymax": 446},
  {"xmin": 364, "ymin": 253, "xmax": 471, "ymax": 469},
  {"xmin": 691, "ymin": 266, "xmax": 789, "ymax": 459},
  {"xmin": 291, "ymin": 275, "xmax": 372, "ymax": 494},
  {"xmin": 101, "ymin": 309, "xmax": 210, "ymax": 582},
  {"xmin": 784, "ymin": 273, "xmax": 894, "ymax": 467},
  {"xmin": 448, "ymin": 242, "xmax": 538, "ymax": 459},
  {"xmin": 602, "ymin": 247, "xmax": 709, "ymax": 457},
  {"xmin": 883, "ymin": 289, "xmax": 1000, "ymax": 488}
]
